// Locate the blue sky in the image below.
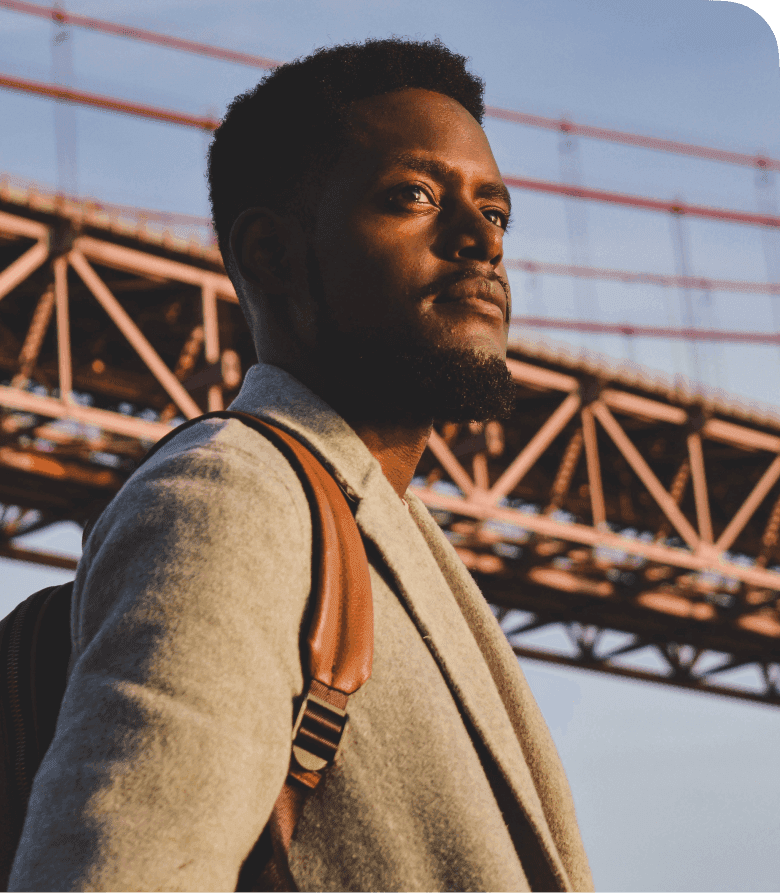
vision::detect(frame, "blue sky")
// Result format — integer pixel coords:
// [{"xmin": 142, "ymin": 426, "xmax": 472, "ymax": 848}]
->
[{"xmin": 1, "ymin": 1, "xmax": 779, "ymax": 889}]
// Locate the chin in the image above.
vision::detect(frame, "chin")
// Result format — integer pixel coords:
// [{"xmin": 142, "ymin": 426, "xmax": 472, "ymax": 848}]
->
[{"xmin": 333, "ymin": 342, "xmax": 517, "ymax": 424}]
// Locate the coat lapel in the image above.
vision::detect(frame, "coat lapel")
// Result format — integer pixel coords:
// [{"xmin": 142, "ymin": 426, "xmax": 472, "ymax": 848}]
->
[{"xmin": 354, "ymin": 471, "xmax": 570, "ymax": 889}]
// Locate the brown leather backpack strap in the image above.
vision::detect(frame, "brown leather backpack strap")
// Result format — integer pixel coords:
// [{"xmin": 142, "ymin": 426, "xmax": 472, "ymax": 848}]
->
[
  {"xmin": 230, "ymin": 417, "xmax": 373, "ymax": 889},
  {"xmin": 255, "ymin": 419, "xmax": 373, "ymax": 696},
  {"xmin": 155, "ymin": 411, "xmax": 373, "ymax": 891}
]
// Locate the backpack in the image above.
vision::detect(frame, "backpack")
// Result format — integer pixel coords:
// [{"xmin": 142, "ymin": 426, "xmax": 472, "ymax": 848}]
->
[{"xmin": 0, "ymin": 410, "xmax": 373, "ymax": 892}]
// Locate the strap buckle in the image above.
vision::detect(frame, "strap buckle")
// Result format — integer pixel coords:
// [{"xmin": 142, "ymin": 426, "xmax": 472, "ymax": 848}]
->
[{"xmin": 290, "ymin": 685, "xmax": 348, "ymax": 777}]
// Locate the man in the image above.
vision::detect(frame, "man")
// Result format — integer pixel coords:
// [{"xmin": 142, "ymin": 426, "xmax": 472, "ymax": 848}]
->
[{"xmin": 9, "ymin": 38, "xmax": 593, "ymax": 891}]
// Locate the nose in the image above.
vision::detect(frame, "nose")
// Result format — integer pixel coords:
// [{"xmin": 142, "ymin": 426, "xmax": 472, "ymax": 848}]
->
[{"xmin": 444, "ymin": 202, "xmax": 505, "ymax": 268}]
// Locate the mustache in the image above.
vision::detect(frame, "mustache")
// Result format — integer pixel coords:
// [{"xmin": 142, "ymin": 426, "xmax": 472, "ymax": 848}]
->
[{"xmin": 416, "ymin": 267, "xmax": 511, "ymax": 304}]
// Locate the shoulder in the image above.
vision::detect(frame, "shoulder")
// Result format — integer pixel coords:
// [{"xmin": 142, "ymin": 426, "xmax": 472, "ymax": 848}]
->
[
  {"xmin": 73, "ymin": 415, "xmax": 314, "ymax": 653},
  {"xmin": 142, "ymin": 415, "xmax": 310, "ymax": 511},
  {"xmin": 89, "ymin": 416, "xmax": 311, "ymax": 550}
]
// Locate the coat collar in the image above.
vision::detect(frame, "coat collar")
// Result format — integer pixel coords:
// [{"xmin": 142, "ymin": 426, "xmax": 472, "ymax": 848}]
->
[{"xmin": 229, "ymin": 363, "xmax": 571, "ymax": 888}]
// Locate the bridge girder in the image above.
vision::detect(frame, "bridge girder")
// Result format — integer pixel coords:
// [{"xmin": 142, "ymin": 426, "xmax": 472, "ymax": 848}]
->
[{"xmin": 1, "ymin": 178, "xmax": 779, "ymax": 706}]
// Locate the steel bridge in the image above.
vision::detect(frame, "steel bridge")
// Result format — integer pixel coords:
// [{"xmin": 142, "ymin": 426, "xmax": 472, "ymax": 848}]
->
[{"xmin": 1, "ymin": 179, "xmax": 779, "ymax": 708}]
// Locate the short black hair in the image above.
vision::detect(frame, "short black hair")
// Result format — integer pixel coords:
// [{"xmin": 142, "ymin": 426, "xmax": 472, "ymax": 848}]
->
[{"xmin": 207, "ymin": 37, "xmax": 485, "ymax": 268}]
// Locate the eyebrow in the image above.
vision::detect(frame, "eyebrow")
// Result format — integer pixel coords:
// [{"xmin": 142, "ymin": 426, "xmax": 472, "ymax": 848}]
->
[{"xmin": 381, "ymin": 152, "xmax": 513, "ymax": 217}]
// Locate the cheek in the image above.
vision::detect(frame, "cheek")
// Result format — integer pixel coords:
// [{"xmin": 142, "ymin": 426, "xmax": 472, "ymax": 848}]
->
[
  {"xmin": 356, "ymin": 223, "xmax": 435, "ymax": 288},
  {"xmin": 319, "ymin": 231, "xmax": 399, "ymax": 299},
  {"xmin": 315, "ymin": 212, "xmax": 437, "ymax": 323}
]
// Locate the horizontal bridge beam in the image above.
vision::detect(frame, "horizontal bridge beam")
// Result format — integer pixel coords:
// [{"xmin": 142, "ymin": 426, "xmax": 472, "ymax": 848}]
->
[
  {"xmin": 0, "ymin": 384, "xmax": 173, "ymax": 441},
  {"xmin": 74, "ymin": 236, "xmax": 236, "ymax": 300},
  {"xmin": 510, "ymin": 641, "xmax": 780, "ymax": 708},
  {"xmin": 511, "ymin": 316, "xmax": 780, "ymax": 345},
  {"xmin": 410, "ymin": 486, "xmax": 780, "ymax": 592},
  {"xmin": 0, "ymin": 543, "xmax": 78, "ymax": 570}
]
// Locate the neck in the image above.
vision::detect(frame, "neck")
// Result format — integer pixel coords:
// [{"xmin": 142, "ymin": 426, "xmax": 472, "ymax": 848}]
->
[
  {"xmin": 345, "ymin": 418, "xmax": 432, "ymax": 501},
  {"xmin": 259, "ymin": 353, "xmax": 432, "ymax": 501}
]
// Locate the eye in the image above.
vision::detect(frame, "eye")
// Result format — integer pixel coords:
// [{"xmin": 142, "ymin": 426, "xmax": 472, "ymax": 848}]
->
[
  {"xmin": 483, "ymin": 208, "xmax": 510, "ymax": 230},
  {"xmin": 392, "ymin": 184, "xmax": 437, "ymax": 207}
]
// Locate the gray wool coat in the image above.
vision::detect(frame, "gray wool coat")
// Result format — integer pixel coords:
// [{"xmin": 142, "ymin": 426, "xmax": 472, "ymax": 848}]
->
[{"xmin": 9, "ymin": 363, "xmax": 594, "ymax": 893}]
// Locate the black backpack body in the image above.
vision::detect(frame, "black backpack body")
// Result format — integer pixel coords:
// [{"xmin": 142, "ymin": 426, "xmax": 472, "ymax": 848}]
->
[{"xmin": 0, "ymin": 582, "xmax": 72, "ymax": 888}]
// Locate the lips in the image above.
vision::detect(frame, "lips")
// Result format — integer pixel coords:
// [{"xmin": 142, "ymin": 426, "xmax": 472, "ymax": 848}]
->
[{"xmin": 436, "ymin": 277, "xmax": 507, "ymax": 321}]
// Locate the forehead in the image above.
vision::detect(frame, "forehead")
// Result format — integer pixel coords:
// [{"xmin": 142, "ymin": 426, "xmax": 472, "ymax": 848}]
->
[{"xmin": 336, "ymin": 88, "xmax": 503, "ymax": 187}]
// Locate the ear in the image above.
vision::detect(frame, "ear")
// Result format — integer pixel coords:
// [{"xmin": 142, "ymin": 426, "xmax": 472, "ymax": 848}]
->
[{"xmin": 228, "ymin": 208, "xmax": 296, "ymax": 295}]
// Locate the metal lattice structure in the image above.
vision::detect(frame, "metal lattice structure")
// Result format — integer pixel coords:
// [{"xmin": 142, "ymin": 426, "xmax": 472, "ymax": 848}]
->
[
  {"xmin": 0, "ymin": 180, "xmax": 249, "ymax": 561},
  {"xmin": 413, "ymin": 350, "xmax": 780, "ymax": 707},
  {"xmin": 1, "ymin": 179, "xmax": 779, "ymax": 706}
]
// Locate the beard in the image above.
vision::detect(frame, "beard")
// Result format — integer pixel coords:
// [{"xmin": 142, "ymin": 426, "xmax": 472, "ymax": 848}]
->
[
  {"xmin": 305, "ymin": 250, "xmax": 517, "ymax": 426},
  {"xmin": 317, "ymin": 331, "xmax": 517, "ymax": 425}
]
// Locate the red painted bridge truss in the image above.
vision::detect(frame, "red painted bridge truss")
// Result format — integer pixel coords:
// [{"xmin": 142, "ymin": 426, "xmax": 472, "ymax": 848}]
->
[{"xmin": 0, "ymin": 184, "xmax": 779, "ymax": 706}]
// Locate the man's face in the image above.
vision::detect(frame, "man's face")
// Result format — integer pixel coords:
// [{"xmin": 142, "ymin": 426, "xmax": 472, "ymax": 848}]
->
[{"xmin": 303, "ymin": 87, "xmax": 517, "ymax": 425}]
